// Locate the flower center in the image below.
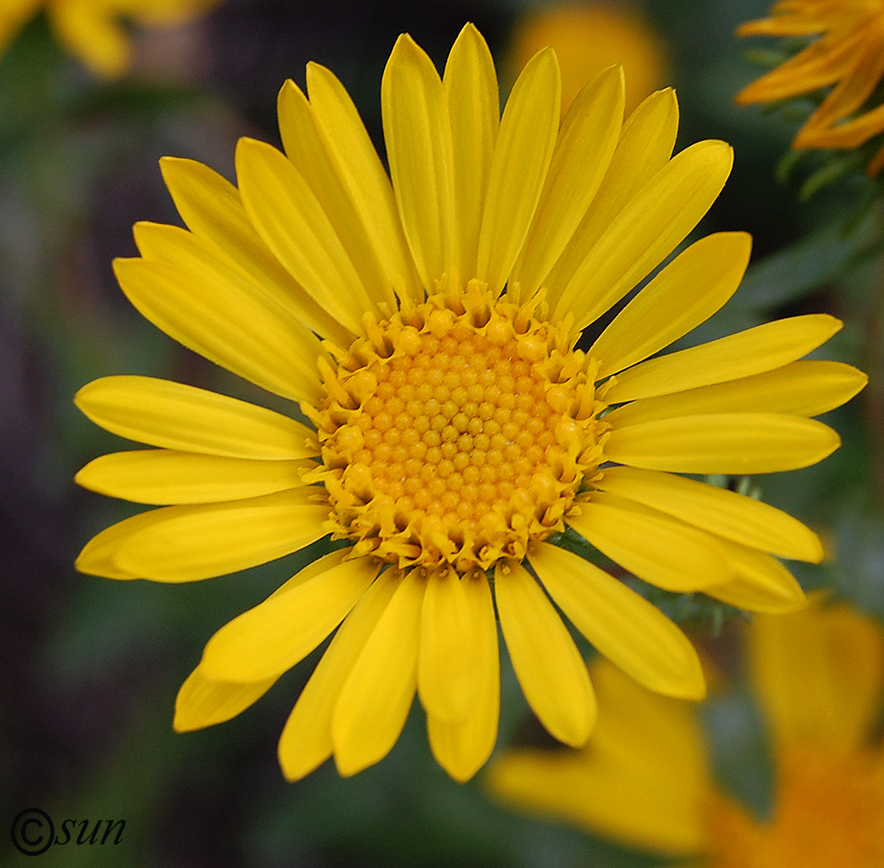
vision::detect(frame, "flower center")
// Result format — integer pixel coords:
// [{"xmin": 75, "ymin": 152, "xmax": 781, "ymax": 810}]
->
[
  {"xmin": 705, "ymin": 743, "xmax": 884, "ymax": 868},
  {"xmin": 308, "ymin": 284, "xmax": 606, "ymax": 573}
]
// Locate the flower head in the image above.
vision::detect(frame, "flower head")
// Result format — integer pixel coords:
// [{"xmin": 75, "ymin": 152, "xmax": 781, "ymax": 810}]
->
[
  {"xmin": 75, "ymin": 24, "xmax": 865, "ymax": 782},
  {"xmin": 488, "ymin": 598, "xmax": 884, "ymax": 867},
  {"xmin": 0, "ymin": 0, "xmax": 218, "ymax": 78},
  {"xmin": 736, "ymin": 0, "xmax": 884, "ymax": 175}
]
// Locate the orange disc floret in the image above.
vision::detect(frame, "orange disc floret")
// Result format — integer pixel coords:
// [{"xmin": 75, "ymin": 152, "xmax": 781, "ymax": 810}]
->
[{"xmin": 306, "ymin": 281, "xmax": 608, "ymax": 572}]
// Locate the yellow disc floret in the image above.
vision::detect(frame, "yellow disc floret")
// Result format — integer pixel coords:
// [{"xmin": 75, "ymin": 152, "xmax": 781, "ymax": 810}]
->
[{"xmin": 306, "ymin": 283, "xmax": 608, "ymax": 573}]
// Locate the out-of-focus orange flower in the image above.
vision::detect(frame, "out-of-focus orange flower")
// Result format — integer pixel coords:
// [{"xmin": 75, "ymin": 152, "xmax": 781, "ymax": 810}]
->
[{"xmin": 509, "ymin": 2, "xmax": 668, "ymax": 115}]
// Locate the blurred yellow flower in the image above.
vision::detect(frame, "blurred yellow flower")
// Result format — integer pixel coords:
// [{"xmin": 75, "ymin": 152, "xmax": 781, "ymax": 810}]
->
[
  {"xmin": 489, "ymin": 598, "xmax": 884, "ymax": 866},
  {"xmin": 75, "ymin": 24, "xmax": 864, "ymax": 782},
  {"xmin": 509, "ymin": 2, "xmax": 668, "ymax": 115},
  {"xmin": 0, "ymin": 0, "xmax": 218, "ymax": 78},
  {"xmin": 736, "ymin": 0, "xmax": 884, "ymax": 175}
]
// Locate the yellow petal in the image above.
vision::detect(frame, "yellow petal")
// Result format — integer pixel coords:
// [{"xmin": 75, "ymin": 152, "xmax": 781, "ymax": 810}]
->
[
  {"xmin": 74, "ymin": 376, "xmax": 317, "ymax": 459},
  {"xmin": 568, "ymin": 491, "xmax": 731, "ymax": 592},
  {"xmin": 50, "ymin": 1, "xmax": 130, "ymax": 77},
  {"xmin": 605, "ymin": 413, "xmax": 841, "ymax": 474},
  {"xmin": 543, "ymin": 86, "xmax": 679, "ymax": 311},
  {"xmin": 132, "ymin": 221, "xmax": 333, "ymax": 377},
  {"xmin": 605, "ymin": 313, "xmax": 843, "ymax": 403},
  {"xmin": 495, "ymin": 559, "xmax": 596, "ymax": 747},
  {"xmin": 418, "ymin": 567, "xmax": 484, "ymax": 722},
  {"xmin": 426, "ymin": 571, "xmax": 499, "ymax": 782},
  {"xmin": 158, "ymin": 156, "xmax": 353, "ymax": 348},
  {"xmin": 113, "ymin": 256, "xmax": 323, "ymax": 404},
  {"xmin": 306, "ymin": 62, "xmax": 422, "ymax": 303},
  {"xmin": 235, "ymin": 137, "xmax": 371, "ymax": 333},
  {"xmin": 704, "ymin": 543, "xmax": 807, "ymax": 614},
  {"xmin": 80, "ymin": 489, "xmax": 329, "ymax": 582},
  {"xmin": 553, "ymin": 139, "xmax": 733, "ymax": 330},
  {"xmin": 736, "ymin": 32, "xmax": 860, "ymax": 105},
  {"xmin": 808, "ymin": 41, "xmax": 884, "ymax": 128},
  {"xmin": 200, "ymin": 551, "xmax": 378, "ymax": 682},
  {"xmin": 278, "ymin": 568, "xmax": 400, "ymax": 781},
  {"xmin": 444, "ymin": 23, "xmax": 499, "ymax": 282},
  {"xmin": 749, "ymin": 600, "xmax": 884, "ymax": 751},
  {"xmin": 532, "ymin": 542, "xmax": 705, "ymax": 699},
  {"xmin": 332, "ymin": 568, "xmax": 424, "ymax": 776},
  {"xmin": 487, "ymin": 658, "xmax": 710, "ymax": 857},
  {"xmin": 174, "ymin": 666, "xmax": 277, "ymax": 732},
  {"xmin": 75, "ymin": 509, "xmax": 164, "ymax": 579},
  {"xmin": 476, "ymin": 47, "xmax": 560, "ymax": 296},
  {"xmin": 75, "ymin": 450, "xmax": 313, "ymax": 504},
  {"xmin": 606, "ymin": 360, "xmax": 869, "ymax": 426},
  {"xmin": 590, "ymin": 232, "xmax": 752, "ymax": 378},
  {"xmin": 511, "ymin": 65, "xmax": 625, "ymax": 300},
  {"xmin": 382, "ymin": 34, "xmax": 457, "ymax": 289},
  {"xmin": 277, "ymin": 79, "xmax": 397, "ymax": 310},
  {"xmin": 595, "ymin": 466, "xmax": 823, "ymax": 562}
]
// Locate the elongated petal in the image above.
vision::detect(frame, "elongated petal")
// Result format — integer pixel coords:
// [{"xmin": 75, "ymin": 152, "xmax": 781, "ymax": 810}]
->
[
  {"xmin": 74, "ymin": 376, "xmax": 317, "ymax": 459},
  {"xmin": 201, "ymin": 551, "xmax": 378, "ymax": 681},
  {"xmin": 425, "ymin": 571, "xmax": 499, "ymax": 781},
  {"xmin": 553, "ymin": 140, "xmax": 733, "ymax": 330},
  {"xmin": 332, "ymin": 568, "xmax": 425, "ymax": 776},
  {"xmin": 605, "ymin": 413, "xmax": 840, "ymax": 474},
  {"xmin": 382, "ymin": 34, "xmax": 457, "ymax": 288},
  {"xmin": 279, "ymin": 568, "xmax": 400, "ymax": 781},
  {"xmin": 511, "ymin": 65, "xmax": 624, "ymax": 300},
  {"xmin": 277, "ymin": 80, "xmax": 397, "ymax": 309},
  {"xmin": 532, "ymin": 542, "xmax": 705, "ymax": 699},
  {"xmin": 595, "ymin": 466, "xmax": 823, "ymax": 562},
  {"xmin": 605, "ymin": 314, "xmax": 842, "ymax": 403},
  {"xmin": 75, "ymin": 450, "xmax": 313, "ymax": 504},
  {"xmin": 704, "ymin": 543, "xmax": 807, "ymax": 614},
  {"xmin": 81, "ymin": 489, "xmax": 329, "ymax": 582},
  {"xmin": 133, "ymin": 222, "xmax": 336, "ymax": 391},
  {"xmin": 174, "ymin": 667, "xmax": 277, "ymax": 732},
  {"xmin": 476, "ymin": 47, "xmax": 560, "ymax": 295},
  {"xmin": 544, "ymin": 87, "xmax": 679, "ymax": 310},
  {"xmin": 306, "ymin": 62, "xmax": 421, "ymax": 302},
  {"xmin": 159, "ymin": 157, "xmax": 353, "ymax": 348},
  {"xmin": 235, "ymin": 137, "xmax": 371, "ymax": 333},
  {"xmin": 495, "ymin": 559, "xmax": 596, "ymax": 747},
  {"xmin": 114, "ymin": 256, "xmax": 323, "ymax": 404},
  {"xmin": 418, "ymin": 567, "xmax": 484, "ymax": 721},
  {"xmin": 444, "ymin": 23, "xmax": 499, "ymax": 282},
  {"xmin": 569, "ymin": 491, "xmax": 731, "ymax": 591},
  {"xmin": 590, "ymin": 232, "xmax": 752, "ymax": 378},
  {"xmin": 76, "ymin": 509, "xmax": 165, "ymax": 579},
  {"xmin": 606, "ymin": 360, "xmax": 869, "ymax": 426},
  {"xmin": 749, "ymin": 601, "xmax": 884, "ymax": 751}
]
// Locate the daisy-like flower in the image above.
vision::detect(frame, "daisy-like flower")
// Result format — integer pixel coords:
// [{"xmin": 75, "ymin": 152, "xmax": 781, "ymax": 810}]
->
[
  {"xmin": 75, "ymin": 24, "xmax": 866, "ymax": 782},
  {"xmin": 488, "ymin": 598, "xmax": 884, "ymax": 867},
  {"xmin": 0, "ymin": 0, "xmax": 218, "ymax": 78},
  {"xmin": 736, "ymin": 0, "xmax": 884, "ymax": 175}
]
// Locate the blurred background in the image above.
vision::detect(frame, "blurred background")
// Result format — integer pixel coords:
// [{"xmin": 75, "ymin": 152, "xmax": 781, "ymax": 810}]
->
[{"xmin": 1, "ymin": 0, "xmax": 881, "ymax": 865}]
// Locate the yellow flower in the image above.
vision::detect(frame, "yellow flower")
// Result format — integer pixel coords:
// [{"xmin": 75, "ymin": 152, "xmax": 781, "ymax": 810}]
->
[
  {"xmin": 74, "ymin": 24, "xmax": 865, "ymax": 782},
  {"xmin": 509, "ymin": 2, "xmax": 668, "ymax": 115},
  {"xmin": 488, "ymin": 598, "xmax": 884, "ymax": 867},
  {"xmin": 0, "ymin": 0, "xmax": 218, "ymax": 78},
  {"xmin": 736, "ymin": 0, "xmax": 884, "ymax": 175}
]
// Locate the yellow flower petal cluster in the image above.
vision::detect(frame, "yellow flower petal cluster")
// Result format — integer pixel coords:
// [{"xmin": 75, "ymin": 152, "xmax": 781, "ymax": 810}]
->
[
  {"xmin": 0, "ymin": 0, "xmax": 218, "ymax": 78},
  {"xmin": 74, "ymin": 24, "xmax": 866, "ymax": 782},
  {"xmin": 736, "ymin": 0, "xmax": 884, "ymax": 174},
  {"xmin": 488, "ymin": 598, "xmax": 884, "ymax": 867}
]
